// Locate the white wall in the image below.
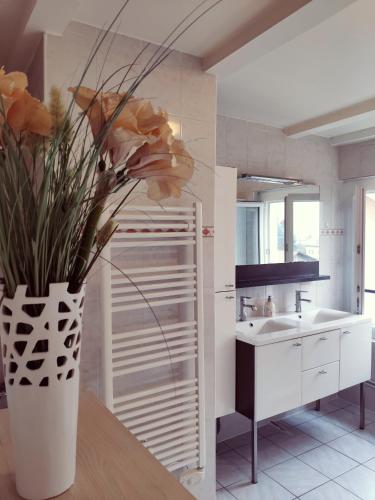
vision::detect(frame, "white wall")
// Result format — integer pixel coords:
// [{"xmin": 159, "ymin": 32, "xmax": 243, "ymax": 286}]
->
[
  {"xmin": 339, "ymin": 140, "xmax": 375, "ymax": 180},
  {"xmin": 218, "ymin": 115, "xmax": 345, "ymax": 313},
  {"xmin": 44, "ymin": 22, "xmax": 217, "ymax": 499},
  {"xmin": 217, "ymin": 114, "xmax": 345, "ymax": 441},
  {"xmin": 27, "ymin": 35, "xmax": 45, "ymax": 101},
  {"xmin": 337, "ymin": 141, "xmax": 375, "ymax": 311},
  {"xmin": 327, "ymin": 139, "xmax": 375, "ymax": 409}
]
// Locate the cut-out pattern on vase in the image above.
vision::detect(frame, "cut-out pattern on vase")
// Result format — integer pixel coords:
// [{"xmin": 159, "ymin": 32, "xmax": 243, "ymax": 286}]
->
[{"xmin": 0, "ymin": 282, "xmax": 85, "ymax": 500}]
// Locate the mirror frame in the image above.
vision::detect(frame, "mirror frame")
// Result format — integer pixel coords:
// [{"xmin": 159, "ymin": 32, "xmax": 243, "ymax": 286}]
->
[{"xmin": 236, "ymin": 261, "xmax": 330, "ymax": 288}]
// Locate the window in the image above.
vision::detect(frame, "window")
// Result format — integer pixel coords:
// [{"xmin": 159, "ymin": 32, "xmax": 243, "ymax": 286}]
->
[
  {"xmin": 236, "ymin": 203, "xmax": 264, "ymax": 265},
  {"xmin": 285, "ymin": 194, "xmax": 320, "ymax": 263},
  {"xmin": 268, "ymin": 201, "xmax": 285, "ymax": 264}
]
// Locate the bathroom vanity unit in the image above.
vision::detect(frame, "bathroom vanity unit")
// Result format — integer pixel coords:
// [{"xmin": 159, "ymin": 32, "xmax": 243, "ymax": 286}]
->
[{"xmin": 235, "ymin": 309, "xmax": 372, "ymax": 483}]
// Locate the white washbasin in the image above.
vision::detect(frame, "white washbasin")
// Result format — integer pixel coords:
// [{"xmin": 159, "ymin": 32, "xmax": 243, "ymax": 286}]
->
[
  {"xmin": 291, "ymin": 308, "xmax": 353, "ymax": 325},
  {"xmin": 236, "ymin": 317, "xmax": 299, "ymax": 336}
]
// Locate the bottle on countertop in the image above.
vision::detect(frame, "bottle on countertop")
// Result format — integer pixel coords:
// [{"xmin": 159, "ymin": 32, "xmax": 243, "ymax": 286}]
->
[{"xmin": 264, "ymin": 296, "xmax": 276, "ymax": 317}]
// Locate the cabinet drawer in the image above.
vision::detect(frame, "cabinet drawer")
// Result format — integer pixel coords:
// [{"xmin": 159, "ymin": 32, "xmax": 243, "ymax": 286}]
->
[
  {"xmin": 302, "ymin": 330, "xmax": 340, "ymax": 370},
  {"xmin": 302, "ymin": 361, "xmax": 339, "ymax": 405}
]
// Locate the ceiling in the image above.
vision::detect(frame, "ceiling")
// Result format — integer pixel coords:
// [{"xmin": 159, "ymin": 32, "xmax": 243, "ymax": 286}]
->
[
  {"xmin": 216, "ymin": 0, "xmax": 375, "ymax": 143},
  {"xmin": 2, "ymin": 0, "xmax": 375, "ymax": 145},
  {"xmin": 73, "ymin": 0, "xmax": 287, "ymax": 59}
]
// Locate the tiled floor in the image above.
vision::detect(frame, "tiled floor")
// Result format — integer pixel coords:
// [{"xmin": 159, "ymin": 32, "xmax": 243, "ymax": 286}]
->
[{"xmin": 216, "ymin": 397, "xmax": 375, "ymax": 499}]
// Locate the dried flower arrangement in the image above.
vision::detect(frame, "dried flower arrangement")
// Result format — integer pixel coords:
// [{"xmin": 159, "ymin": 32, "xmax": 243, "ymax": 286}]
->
[{"xmin": 0, "ymin": 62, "xmax": 193, "ymax": 298}]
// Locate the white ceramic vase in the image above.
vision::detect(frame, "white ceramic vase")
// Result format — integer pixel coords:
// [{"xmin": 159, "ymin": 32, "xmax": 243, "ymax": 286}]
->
[{"xmin": 0, "ymin": 282, "xmax": 85, "ymax": 500}]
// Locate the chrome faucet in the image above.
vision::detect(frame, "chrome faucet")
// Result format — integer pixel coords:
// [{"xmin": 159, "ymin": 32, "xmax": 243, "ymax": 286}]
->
[
  {"xmin": 239, "ymin": 296, "xmax": 257, "ymax": 321},
  {"xmin": 295, "ymin": 290, "xmax": 311, "ymax": 313}
]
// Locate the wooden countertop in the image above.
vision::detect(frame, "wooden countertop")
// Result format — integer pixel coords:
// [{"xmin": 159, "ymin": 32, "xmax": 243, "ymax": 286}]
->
[{"xmin": 0, "ymin": 391, "xmax": 195, "ymax": 499}]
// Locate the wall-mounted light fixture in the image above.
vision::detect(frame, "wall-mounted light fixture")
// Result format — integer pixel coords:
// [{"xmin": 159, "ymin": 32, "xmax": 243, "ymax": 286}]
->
[
  {"xmin": 168, "ymin": 119, "xmax": 181, "ymax": 138},
  {"xmin": 237, "ymin": 174, "xmax": 303, "ymax": 186}
]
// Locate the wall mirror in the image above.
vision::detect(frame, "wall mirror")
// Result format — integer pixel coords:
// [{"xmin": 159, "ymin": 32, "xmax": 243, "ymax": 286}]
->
[
  {"xmin": 236, "ymin": 175, "xmax": 320, "ymax": 266},
  {"xmin": 235, "ymin": 175, "xmax": 327, "ymax": 288}
]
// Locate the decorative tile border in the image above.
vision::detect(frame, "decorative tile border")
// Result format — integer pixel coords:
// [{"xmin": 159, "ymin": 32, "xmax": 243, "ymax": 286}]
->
[
  {"xmin": 320, "ymin": 229, "xmax": 344, "ymax": 236},
  {"xmin": 202, "ymin": 226, "xmax": 214, "ymax": 237}
]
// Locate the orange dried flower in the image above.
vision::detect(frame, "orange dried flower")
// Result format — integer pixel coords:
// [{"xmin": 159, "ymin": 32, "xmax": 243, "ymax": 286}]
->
[
  {"xmin": 69, "ymin": 85, "xmax": 194, "ymax": 200},
  {"xmin": 7, "ymin": 91, "xmax": 52, "ymax": 137},
  {"xmin": 127, "ymin": 137, "xmax": 194, "ymax": 201},
  {"xmin": 0, "ymin": 68, "xmax": 52, "ymax": 137},
  {"xmin": 0, "ymin": 68, "xmax": 28, "ymax": 122}
]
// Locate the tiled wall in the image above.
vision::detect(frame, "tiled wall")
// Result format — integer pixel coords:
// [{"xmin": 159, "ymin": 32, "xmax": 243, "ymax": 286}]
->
[
  {"xmin": 216, "ymin": 114, "xmax": 346, "ymax": 442},
  {"xmin": 217, "ymin": 114, "xmax": 345, "ymax": 317},
  {"xmin": 44, "ymin": 22, "xmax": 217, "ymax": 500}
]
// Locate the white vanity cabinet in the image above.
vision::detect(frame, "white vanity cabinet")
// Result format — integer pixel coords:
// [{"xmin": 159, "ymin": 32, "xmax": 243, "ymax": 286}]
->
[
  {"xmin": 237, "ymin": 320, "xmax": 372, "ymax": 422},
  {"xmin": 236, "ymin": 319, "xmax": 372, "ymax": 484}
]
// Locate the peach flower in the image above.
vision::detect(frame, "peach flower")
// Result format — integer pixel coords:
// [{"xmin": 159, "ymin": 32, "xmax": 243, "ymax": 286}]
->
[
  {"xmin": 127, "ymin": 137, "xmax": 194, "ymax": 201},
  {"xmin": 7, "ymin": 91, "xmax": 52, "ymax": 137},
  {"xmin": 0, "ymin": 68, "xmax": 28, "ymax": 122},
  {"xmin": 68, "ymin": 86, "xmax": 168, "ymax": 162},
  {"xmin": 0, "ymin": 68, "xmax": 51, "ymax": 137},
  {"xmin": 69, "ymin": 85, "xmax": 194, "ymax": 200}
]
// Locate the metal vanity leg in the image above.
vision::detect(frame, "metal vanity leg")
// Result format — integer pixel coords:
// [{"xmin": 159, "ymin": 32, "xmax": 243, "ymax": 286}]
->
[
  {"xmin": 251, "ymin": 419, "xmax": 258, "ymax": 484},
  {"xmin": 315, "ymin": 399, "xmax": 321, "ymax": 412},
  {"xmin": 360, "ymin": 383, "xmax": 365, "ymax": 430}
]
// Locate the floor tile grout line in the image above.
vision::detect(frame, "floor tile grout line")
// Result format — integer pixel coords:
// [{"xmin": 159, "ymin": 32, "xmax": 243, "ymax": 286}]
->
[
  {"xmin": 362, "ymin": 461, "xmax": 375, "ymax": 472},
  {"xmin": 222, "ymin": 401, "xmax": 355, "ymax": 448},
  {"xmin": 234, "ymin": 441, "xmax": 294, "ymax": 472},
  {"xmin": 219, "ymin": 486, "xmax": 237, "ymax": 499},
  {"xmin": 262, "ymin": 459, "xmax": 331, "ymax": 498},
  {"xmin": 293, "ymin": 478, "xmax": 348, "ymax": 500},
  {"xmin": 318, "ymin": 409, "xmax": 375, "ymax": 433},
  {"xmin": 262, "ymin": 466, "xmax": 307, "ymax": 498},
  {"xmin": 217, "ymin": 399, "xmax": 374, "ymax": 497},
  {"xmin": 296, "ymin": 416, "xmax": 358, "ymax": 444},
  {"xmin": 224, "ymin": 439, "xmax": 358, "ymax": 496},
  {"xmin": 293, "ymin": 445, "xmax": 358, "ymax": 480},
  {"xmin": 216, "ymin": 478, "xmax": 224, "ymax": 489},
  {"xmin": 292, "ymin": 454, "xmax": 338, "ymax": 482},
  {"xmin": 217, "ymin": 452, "xmax": 301, "ymax": 493},
  {"xmin": 331, "ymin": 464, "xmax": 368, "ymax": 500},
  {"xmin": 269, "ymin": 416, "xmax": 375, "ymax": 460},
  {"xmin": 324, "ymin": 428, "xmax": 375, "ymax": 464}
]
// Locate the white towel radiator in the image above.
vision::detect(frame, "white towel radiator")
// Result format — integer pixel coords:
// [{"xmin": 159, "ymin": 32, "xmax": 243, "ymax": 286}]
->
[{"xmin": 101, "ymin": 202, "xmax": 205, "ymax": 474}]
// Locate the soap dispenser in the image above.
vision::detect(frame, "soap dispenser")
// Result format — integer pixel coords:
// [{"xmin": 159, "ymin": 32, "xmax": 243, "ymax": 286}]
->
[{"xmin": 264, "ymin": 296, "xmax": 276, "ymax": 317}]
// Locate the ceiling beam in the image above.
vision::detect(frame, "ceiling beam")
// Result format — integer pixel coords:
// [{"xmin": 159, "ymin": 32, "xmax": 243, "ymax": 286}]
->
[
  {"xmin": 283, "ymin": 97, "xmax": 375, "ymax": 138},
  {"xmin": 203, "ymin": 0, "xmax": 357, "ymax": 77},
  {"xmin": 330, "ymin": 127, "xmax": 375, "ymax": 147}
]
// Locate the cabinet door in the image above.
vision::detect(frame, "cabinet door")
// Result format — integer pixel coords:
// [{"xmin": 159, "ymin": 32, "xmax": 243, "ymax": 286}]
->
[
  {"xmin": 214, "ymin": 166, "xmax": 237, "ymax": 292},
  {"xmin": 255, "ymin": 339, "xmax": 302, "ymax": 421},
  {"xmin": 340, "ymin": 322, "xmax": 372, "ymax": 390},
  {"xmin": 215, "ymin": 291, "xmax": 236, "ymax": 418}
]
